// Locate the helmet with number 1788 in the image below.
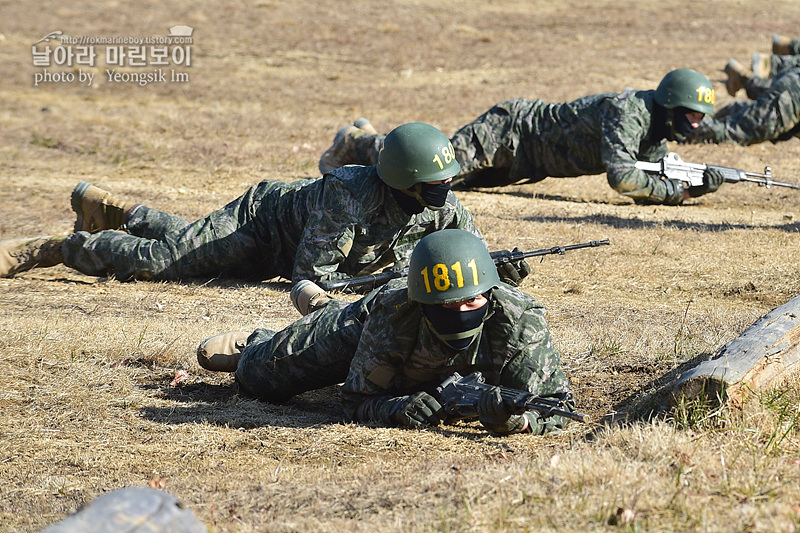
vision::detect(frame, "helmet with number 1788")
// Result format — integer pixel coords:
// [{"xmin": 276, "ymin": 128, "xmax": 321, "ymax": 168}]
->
[
  {"xmin": 654, "ymin": 68, "xmax": 716, "ymax": 116},
  {"xmin": 407, "ymin": 229, "xmax": 500, "ymax": 305}
]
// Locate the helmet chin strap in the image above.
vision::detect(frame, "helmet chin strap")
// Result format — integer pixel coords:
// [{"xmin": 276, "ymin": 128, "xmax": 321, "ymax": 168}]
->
[
  {"xmin": 421, "ymin": 297, "xmax": 490, "ymax": 351},
  {"xmin": 423, "ymin": 317, "xmax": 485, "ymax": 351},
  {"xmin": 664, "ymin": 108, "xmax": 680, "ymax": 141},
  {"xmin": 399, "ymin": 185, "xmax": 437, "ymax": 210}
]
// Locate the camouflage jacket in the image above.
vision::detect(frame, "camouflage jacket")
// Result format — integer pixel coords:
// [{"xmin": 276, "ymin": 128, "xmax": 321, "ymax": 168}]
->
[
  {"xmin": 508, "ymin": 92, "xmax": 666, "ymax": 180},
  {"xmin": 341, "ymin": 283, "xmax": 572, "ymax": 434},
  {"xmin": 525, "ymin": 91, "xmax": 684, "ymax": 203},
  {"xmin": 452, "ymin": 92, "xmax": 684, "ymax": 204},
  {"xmin": 255, "ymin": 165, "xmax": 482, "ymax": 283}
]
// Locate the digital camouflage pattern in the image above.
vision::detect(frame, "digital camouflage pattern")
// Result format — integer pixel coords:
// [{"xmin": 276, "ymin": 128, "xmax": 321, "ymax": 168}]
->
[
  {"xmin": 686, "ymin": 66, "xmax": 800, "ymax": 146},
  {"xmin": 342, "ymin": 283, "xmax": 571, "ymax": 434},
  {"xmin": 61, "ymin": 166, "xmax": 481, "ymax": 283},
  {"xmin": 754, "ymin": 54, "xmax": 800, "ymax": 80},
  {"xmin": 351, "ymin": 93, "xmax": 685, "ymax": 204},
  {"xmin": 234, "ymin": 296, "xmax": 374, "ymax": 402},
  {"xmin": 234, "ymin": 281, "xmax": 572, "ymax": 434}
]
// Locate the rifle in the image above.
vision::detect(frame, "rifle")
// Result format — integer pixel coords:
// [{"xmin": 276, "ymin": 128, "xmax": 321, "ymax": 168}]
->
[
  {"xmin": 634, "ymin": 152, "xmax": 799, "ymax": 190},
  {"xmin": 318, "ymin": 238, "xmax": 611, "ymax": 292},
  {"xmin": 435, "ymin": 371, "xmax": 590, "ymax": 423}
]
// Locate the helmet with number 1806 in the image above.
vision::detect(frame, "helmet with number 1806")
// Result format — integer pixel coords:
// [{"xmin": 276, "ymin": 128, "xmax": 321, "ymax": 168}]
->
[{"xmin": 377, "ymin": 122, "xmax": 461, "ymax": 189}]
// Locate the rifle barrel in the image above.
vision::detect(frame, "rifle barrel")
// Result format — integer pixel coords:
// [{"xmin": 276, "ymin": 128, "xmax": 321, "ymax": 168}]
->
[
  {"xmin": 541, "ymin": 407, "xmax": 591, "ymax": 423},
  {"xmin": 320, "ymin": 238, "xmax": 611, "ymax": 291},
  {"xmin": 523, "ymin": 397, "xmax": 591, "ymax": 423},
  {"xmin": 512, "ymin": 238, "xmax": 611, "ymax": 261},
  {"xmin": 739, "ymin": 175, "xmax": 800, "ymax": 189}
]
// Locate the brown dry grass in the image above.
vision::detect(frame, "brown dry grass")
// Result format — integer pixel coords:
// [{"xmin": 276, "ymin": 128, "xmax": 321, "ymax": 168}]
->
[{"xmin": 2, "ymin": 1, "xmax": 800, "ymax": 531}]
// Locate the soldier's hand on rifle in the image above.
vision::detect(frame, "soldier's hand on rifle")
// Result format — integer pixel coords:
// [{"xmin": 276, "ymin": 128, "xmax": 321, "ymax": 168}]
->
[
  {"xmin": 477, "ymin": 386, "xmax": 528, "ymax": 435},
  {"xmin": 688, "ymin": 167, "xmax": 725, "ymax": 197},
  {"xmin": 381, "ymin": 391, "xmax": 445, "ymax": 428},
  {"xmin": 496, "ymin": 247, "xmax": 531, "ymax": 287}
]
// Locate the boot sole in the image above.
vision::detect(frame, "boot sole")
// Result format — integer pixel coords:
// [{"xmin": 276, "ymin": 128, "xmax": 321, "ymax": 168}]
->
[{"xmin": 70, "ymin": 180, "xmax": 92, "ymax": 233}]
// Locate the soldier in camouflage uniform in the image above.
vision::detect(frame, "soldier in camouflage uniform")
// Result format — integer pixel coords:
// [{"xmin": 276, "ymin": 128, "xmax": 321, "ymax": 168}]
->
[
  {"xmin": 685, "ymin": 66, "xmax": 800, "ymax": 146},
  {"xmin": 686, "ymin": 42, "xmax": 800, "ymax": 146},
  {"xmin": 773, "ymin": 34, "xmax": 800, "ymax": 57},
  {"xmin": 1, "ymin": 123, "xmax": 534, "ymax": 291},
  {"xmin": 199, "ymin": 229, "xmax": 574, "ymax": 436},
  {"xmin": 320, "ymin": 69, "xmax": 723, "ymax": 206}
]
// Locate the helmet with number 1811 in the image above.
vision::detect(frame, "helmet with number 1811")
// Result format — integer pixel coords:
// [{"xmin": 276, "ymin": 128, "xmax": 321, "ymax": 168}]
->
[
  {"xmin": 407, "ymin": 229, "xmax": 500, "ymax": 305},
  {"xmin": 377, "ymin": 122, "xmax": 461, "ymax": 189}
]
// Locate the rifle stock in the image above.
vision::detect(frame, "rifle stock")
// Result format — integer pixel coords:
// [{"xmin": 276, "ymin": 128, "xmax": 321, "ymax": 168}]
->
[{"xmin": 318, "ymin": 238, "xmax": 611, "ymax": 292}]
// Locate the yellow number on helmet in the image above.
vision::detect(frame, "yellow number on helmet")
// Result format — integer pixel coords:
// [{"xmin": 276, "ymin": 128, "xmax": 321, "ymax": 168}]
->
[
  {"xmin": 467, "ymin": 258, "xmax": 479, "ymax": 286},
  {"xmin": 451, "ymin": 261, "xmax": 464, "ymax": 288},
  {"xmin": 442, "ymin": 143, "xmax": 454, "ymax": 164},
  {"xmin": 432, "ymin": 143, "xmax": 456, "ymax": 170},
  {"xmin": 432, "ymin": 263, "xmax": 450, "ymax": 291},
  {"xmin": 696, "ymin": 86, "xmax": 716, "ymax": 105},
  {"xmin": 420, "ymin": 266, "xmax": 432, "ymax": 293}
]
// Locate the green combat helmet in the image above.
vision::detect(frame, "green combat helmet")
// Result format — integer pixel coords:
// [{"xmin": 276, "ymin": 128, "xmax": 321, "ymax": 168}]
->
[
  {"xmin": 377, "ymin": 122, "xmax": 461, "ymax": 189},
  {"xmin": 408, "ymin": 229, "xmax": 500, "ymax": 305},
  {"xmin": 654, "ymin": 68, "xmax": 716, "ymax": 116}
]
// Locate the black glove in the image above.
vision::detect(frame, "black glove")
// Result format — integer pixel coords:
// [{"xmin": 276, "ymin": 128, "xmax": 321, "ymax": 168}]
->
[
  {"xmin": 477, "ymin": 386, "xmax": 527, "ymax": 435},
  {"xmin": 380, "ymin": 392, "xmax": 445, "ymax": 428},
  {"xmin": 496, "ymin": 248, "xmax": 531, "ymax": 287},
  {"xmin": 689, "ymin": 167, "xmax": 725, "ymax": 197}
]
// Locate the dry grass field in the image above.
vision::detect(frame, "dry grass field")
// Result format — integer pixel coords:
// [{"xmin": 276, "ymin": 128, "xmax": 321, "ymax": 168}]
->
[{"xmin": 2, "ymin": 1, "xmax": 800, "ymax": 531}]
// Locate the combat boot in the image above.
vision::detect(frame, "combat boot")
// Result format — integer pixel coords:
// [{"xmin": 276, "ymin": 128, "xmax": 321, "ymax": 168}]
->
[
  {"xmin": 196, "ymin": 331, "xmax": 250, "ymax": 372},
  {"xmin": 0, "ymin": 235, "xmax": 66, "ymax": 277},
  {"xmin": 354, "ymin": 117, "xmax": 378, "ymax": 134},
  {"xmin": 318, "ymin": 125, "xmax": 366, "ymax": 174},
  {"xmin": 752, "ymin": 52, "xmax": 772, "ymax": 79},
  {"xmin": 723, "ymin": 59, "xmax": 750, "ymax": 96},
  {"xmin": 773, "ymin": 34, "xmax": 793, "ymax": 55},
  {"xmin": 290, "ymin": 279, "xmax": 332, "ymax": 316},
  {"xmin": 71, "ymin": 181, "xmax": 135, "ymax": 233}
]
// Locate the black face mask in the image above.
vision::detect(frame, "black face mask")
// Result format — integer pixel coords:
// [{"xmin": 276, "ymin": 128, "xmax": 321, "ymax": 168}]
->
[
  {"xmin": 390, "ymin": 186, "xmax": 424, "ymax": 214},
  {"xmin": 651, "ymin": 103, "xmax": 670, "ymax": 141},
  {"xmin": 421, "ymin": 295, "xmax": 489, "ymax": 351},
  {"xmin": 417, "ymin": 182, "xmax": 451, "ymax": 209},
  {"xmin": 670, "ymin": 106, "xmax": 697, "ymax": 141},
  {"xmin": 389, "ymin": 182, "xmax": 451, "ymax": 215},
  {"xmin": 655, "ymin": 105, "xmax": 698, "ymax": 142},
  {"xmin": 652, "ymin": 104, "xmax": 699, "ymax": 143}
]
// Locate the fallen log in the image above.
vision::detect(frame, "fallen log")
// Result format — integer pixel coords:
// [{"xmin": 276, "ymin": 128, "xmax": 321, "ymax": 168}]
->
[{"xmin": 671, "ymin": 295, "xmax": 800, "ymax": 408}]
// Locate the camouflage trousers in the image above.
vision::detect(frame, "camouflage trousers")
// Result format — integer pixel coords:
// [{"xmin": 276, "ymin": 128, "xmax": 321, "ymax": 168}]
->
[
  {"xmin": 234, "ymin": 292, "xmax": 380, "ymax": 402},
  {"xmin": 739, "ymin": 68, "xmax": 800, "ymax": 142},
  {"xmin": 746, "ymin": 56, "xmax": 800, "ymax": 99},
  {"xmin": 781, "ymin": 38, "xmax": 800, "ymax": 56},
  {"xmin": 352, "ymin": 99, "xmax": 546, "ymax": 188},
  {"xmin": 62, "ymin": 182, "xmax": 283, "ymax": 280}
]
